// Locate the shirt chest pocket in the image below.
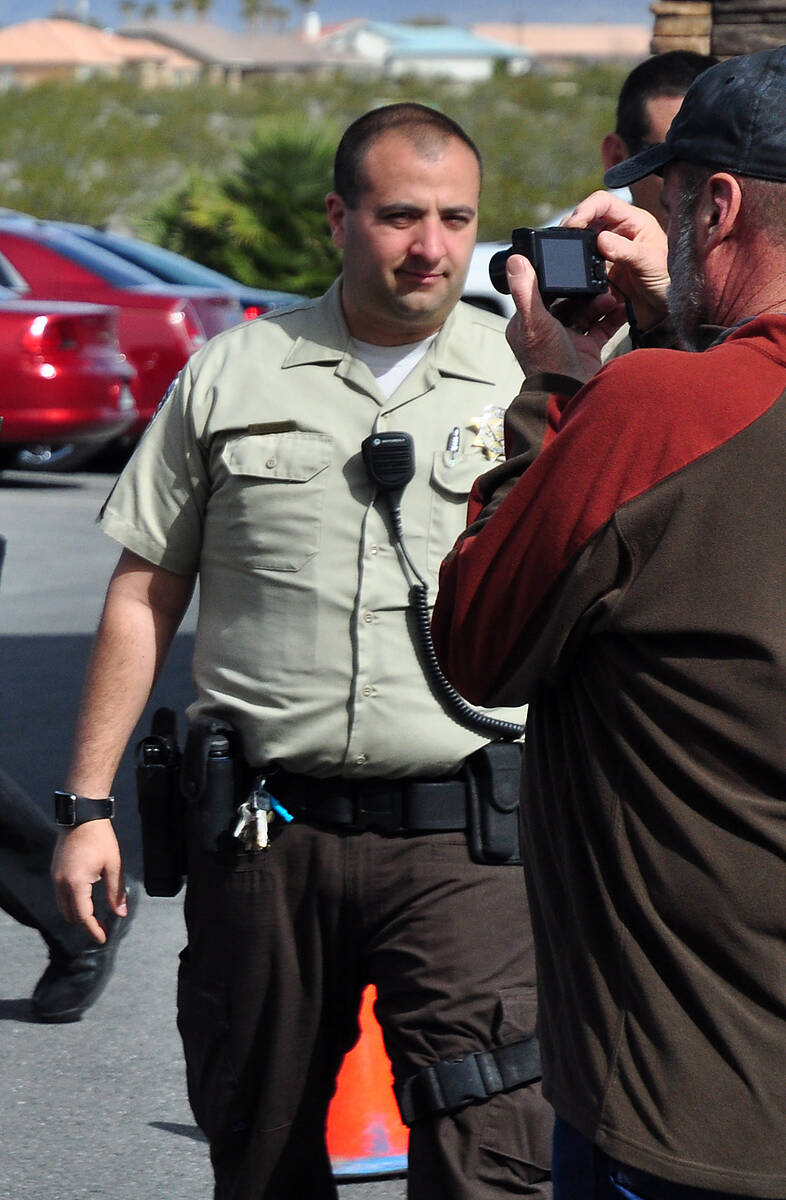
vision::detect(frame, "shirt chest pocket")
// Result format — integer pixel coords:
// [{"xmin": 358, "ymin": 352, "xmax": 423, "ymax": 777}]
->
[
  {"xmin": 218, "ymin": 432, "xmax": 333, "ymax": 571},
  {"xmin": 426, "ymin": 451, "xmax": 487, "ymax": 582}
]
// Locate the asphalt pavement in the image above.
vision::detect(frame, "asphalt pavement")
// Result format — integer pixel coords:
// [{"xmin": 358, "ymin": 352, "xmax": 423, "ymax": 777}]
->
[{"xmin": 0, "ymin": 468, "xmax": 406, "ymax": 1200}]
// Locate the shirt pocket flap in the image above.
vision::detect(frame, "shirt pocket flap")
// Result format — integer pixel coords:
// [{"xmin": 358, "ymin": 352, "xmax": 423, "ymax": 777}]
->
[
  {"xmin": 430, "ymin": 451, "xmax": 486, "ymax": 499},
  {"xmin": 222, "ymin": 432, "xmax": 332, "ymax": 483}
]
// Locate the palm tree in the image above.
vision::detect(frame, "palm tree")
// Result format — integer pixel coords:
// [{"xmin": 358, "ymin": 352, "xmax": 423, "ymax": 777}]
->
[{"xmin": 153, "ymin": 126, "xmax": 341, "ymax": 296}]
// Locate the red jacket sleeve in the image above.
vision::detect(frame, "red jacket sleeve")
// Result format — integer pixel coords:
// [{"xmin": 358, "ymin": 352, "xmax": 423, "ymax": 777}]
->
[{"xmin": 432, "ymin": 332, "xmax": 783, "ymax": 706}]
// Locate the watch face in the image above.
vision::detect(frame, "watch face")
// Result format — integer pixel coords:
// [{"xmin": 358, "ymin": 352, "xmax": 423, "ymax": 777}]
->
[{"xmin": 54, "ymin": 791, "xmax": 77, "ymax": 826}]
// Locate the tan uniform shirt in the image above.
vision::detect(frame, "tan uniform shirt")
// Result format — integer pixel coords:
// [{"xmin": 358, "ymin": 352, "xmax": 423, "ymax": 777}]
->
[{"xmin": 101, "ymin": 281, "xmax": 525, "ymax": 778}]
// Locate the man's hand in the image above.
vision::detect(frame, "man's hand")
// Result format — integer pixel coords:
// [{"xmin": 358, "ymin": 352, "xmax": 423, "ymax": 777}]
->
[
  {"xmin": 505, "ymin": 254, "xmax": 627, "ymax": 383},
  {"xmin": 52, "ymin": 819, "xmax": 127, "ymax": 945},
  {"xmin": 563, "ymin": 191, "xmax": 671, "ymax": 331}
]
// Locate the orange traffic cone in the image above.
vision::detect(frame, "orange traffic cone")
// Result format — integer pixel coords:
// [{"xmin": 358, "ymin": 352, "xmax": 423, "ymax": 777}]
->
[{"xmin": 327, "ymin": 984, "xmax": 409, "ymax": 1180}]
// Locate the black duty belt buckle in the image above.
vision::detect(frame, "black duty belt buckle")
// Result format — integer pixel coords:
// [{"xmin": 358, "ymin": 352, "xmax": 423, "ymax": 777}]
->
[{"xmin": 353, "ymin": 781, "xmax": 404, "ymax": 832}]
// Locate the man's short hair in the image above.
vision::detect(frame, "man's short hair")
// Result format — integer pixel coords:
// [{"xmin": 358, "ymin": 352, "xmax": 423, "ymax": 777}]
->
[
  {"xmin": 333, "ymin": 102, "xmax": 482, "ymax": 208},
  {"xmin": 616, "ymin": 51, "xmax": 718, "ymax": 153}
]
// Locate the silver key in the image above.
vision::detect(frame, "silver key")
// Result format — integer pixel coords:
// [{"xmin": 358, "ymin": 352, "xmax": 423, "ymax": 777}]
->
[
  {"xmin": 232, "ymin": 801, "xmax": 254, "ymax": 841},
  {"xmin": 254, "ymin": 806, "xmax": 270, "ymax": 850}
]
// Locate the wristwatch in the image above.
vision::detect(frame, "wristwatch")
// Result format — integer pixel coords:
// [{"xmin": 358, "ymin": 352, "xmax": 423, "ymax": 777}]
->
[{"xmin": 54, "ymin": 790, "xmax": 115, "ymax": 827}]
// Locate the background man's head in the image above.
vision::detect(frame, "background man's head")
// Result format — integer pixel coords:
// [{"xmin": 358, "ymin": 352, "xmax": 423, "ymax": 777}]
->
[
  {"xmin": 326, "ymin": 103, "xmax": 482, "ymax": 346},
  {"xmin": 602, "ymin": 51, "xmax": 718, "ymax": 228}
]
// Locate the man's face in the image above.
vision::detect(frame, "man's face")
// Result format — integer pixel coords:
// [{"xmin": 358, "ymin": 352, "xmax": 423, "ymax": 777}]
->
[
  {"xmin": 628, "ymin": 94, "xmax": 684, "ymax": 229},
  {"xmin": 663, "ymin": 165, "xmax": 708, "ymax": 349},
  {"xmin": 326, "ymin": 131, "xmax": 480, "ymax": 346}
]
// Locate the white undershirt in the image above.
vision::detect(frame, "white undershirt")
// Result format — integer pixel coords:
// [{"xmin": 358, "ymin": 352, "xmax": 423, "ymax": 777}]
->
[{"xmin": 350, "ymin": 334, "xmax": 436, "ymax": 400}]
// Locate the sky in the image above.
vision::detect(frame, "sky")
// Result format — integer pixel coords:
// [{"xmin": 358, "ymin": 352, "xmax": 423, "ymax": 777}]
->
[{"xmin": 1, "ymin": 0, "xmax": 654, "ymax": 30}]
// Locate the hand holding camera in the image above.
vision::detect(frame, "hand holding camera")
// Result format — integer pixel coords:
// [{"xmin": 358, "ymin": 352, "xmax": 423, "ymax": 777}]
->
[
  {"xmin": 495, "ymin": 225, "xmax": 626, "ymax": 383},
  {"xmin": 489, "ymin": 226, "xmax": 609, "ymax": 302},
  {"xmin": 562, "ymin": 191, "xmax": 671, "ymax": 333}
]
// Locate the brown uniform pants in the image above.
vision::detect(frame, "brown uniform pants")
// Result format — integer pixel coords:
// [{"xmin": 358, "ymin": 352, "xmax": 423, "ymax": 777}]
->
[{"xmin": 177, "ymin": 821, "xmax": 553, "ymax": 1200}]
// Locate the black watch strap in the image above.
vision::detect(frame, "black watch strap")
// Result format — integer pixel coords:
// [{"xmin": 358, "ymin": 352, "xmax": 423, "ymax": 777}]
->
[{"xmin": 54, "ymin": 790, "xmax": 115, "ymax": 827}]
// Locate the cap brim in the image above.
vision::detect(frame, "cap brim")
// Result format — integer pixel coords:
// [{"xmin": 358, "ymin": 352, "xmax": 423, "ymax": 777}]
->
[{"xmin": 603, "ymin": 140, "xmax": 674, "ymax": 188}]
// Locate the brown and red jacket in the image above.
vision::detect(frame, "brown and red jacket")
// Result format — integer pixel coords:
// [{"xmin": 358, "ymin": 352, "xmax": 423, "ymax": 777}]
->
[{"xmin": 432, "ymin": 315, "xmax": 786, "ymax": 1195}]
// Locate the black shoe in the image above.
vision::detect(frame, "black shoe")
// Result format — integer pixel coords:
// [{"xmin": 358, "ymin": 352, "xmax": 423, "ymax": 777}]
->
[{"xmin": 32, "ymin": 880, "xmax": 138, "ymax": 1023}]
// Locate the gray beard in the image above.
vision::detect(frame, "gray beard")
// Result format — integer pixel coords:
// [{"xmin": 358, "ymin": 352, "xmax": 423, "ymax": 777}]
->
[{"xmin": 667, "ymin": 209, "xmax": 707, "ymax": 352}]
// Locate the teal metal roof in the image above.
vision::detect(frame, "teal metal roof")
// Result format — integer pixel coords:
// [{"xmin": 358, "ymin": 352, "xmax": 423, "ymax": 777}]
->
[{"xmin": 357, "ymin": 21, "xmax": 528, "ymax": 60}]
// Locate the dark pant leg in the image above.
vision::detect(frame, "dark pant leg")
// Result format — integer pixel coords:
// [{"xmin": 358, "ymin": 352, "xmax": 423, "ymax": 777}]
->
[
  {"xmin": 553, "ymin": 1118, "xmax": 761, "ymax": 1200},
  {"xmin": 177, "ymin": 823, "xmax": 365, "ymax": 1200},
  {"xmin": 0, "ymin": 767, "xmax": 92, "ymax": 959},
  {"xmin": 361, "ymin": 831, "xmax": 553, "ymax": 1199},
  {"xmin": 552, "ymin": 1116, "xmax": 595, "ymax": 1200}
]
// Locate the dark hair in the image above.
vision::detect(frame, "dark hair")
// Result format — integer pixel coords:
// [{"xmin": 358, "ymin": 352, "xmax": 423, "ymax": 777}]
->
[
  {"xmin": 333, "ymin": 102, "xmax": 482, "ymax": 208},
  {"xmin": 616, "ymin": 51, "xmax": 719, "ymax": 153}
]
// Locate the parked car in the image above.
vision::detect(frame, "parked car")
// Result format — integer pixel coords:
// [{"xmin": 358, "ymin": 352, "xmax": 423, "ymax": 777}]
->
[
  {"xmin": 0, "ymin": 219, "xmax": 244, "ymax": 438},
  {"xmin": 58, "ymin": 223, "xmax": 304, "ymax": 321},
  {"xmin": 0, "ymin": 285, "xmax": 136, "ymax": 472}
]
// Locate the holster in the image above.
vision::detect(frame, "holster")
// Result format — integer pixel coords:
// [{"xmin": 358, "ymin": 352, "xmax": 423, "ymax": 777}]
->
[
  {"xmin": 136, "ymin": 707, "xmax": 186, "ymax": 897},
  {"xmin": 180, "ymin": 715, "xmax": 246, "ymax": 855},
  {"xmin": 464, "ymin": 741, "xmax": 523, "ymax": 865}
]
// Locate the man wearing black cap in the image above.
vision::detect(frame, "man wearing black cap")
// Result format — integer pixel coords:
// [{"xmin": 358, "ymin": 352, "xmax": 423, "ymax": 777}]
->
[
  {"xmin": 433, "ymin": 47, "xmax": 786, "ymax": 1200},
  {"xmin": 601, "ymin": 49, "xmax": 717, "ymax": 230}
]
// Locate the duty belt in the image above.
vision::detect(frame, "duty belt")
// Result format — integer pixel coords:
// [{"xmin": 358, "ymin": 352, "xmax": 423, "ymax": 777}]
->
[{"xmin": 268, "ymin": 770, "xmax": 467, "ymax": 834}]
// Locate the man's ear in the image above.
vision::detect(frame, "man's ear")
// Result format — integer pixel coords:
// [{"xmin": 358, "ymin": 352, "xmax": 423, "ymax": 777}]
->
[
  {"xmin": 601, "ymin": 132, "xmax": 628, "ymax": 172},
  {"xmin": 325, "ymin": 192, "xmax": 346, "ymax": 249},
  {"xmin": 703, "ymin": 173, "xmax": 743, "ymax": 249}
]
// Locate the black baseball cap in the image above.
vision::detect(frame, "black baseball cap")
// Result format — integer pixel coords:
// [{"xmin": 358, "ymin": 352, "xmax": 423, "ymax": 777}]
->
[{"xmin": 604, "ymin": 45, "xmax": 786, "ymax": 188}]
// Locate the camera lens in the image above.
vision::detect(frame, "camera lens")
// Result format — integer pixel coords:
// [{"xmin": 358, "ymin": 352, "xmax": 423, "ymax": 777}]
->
[{"xmin": 488, "ymin": 247, "xmax": 513, "ymax": 295}]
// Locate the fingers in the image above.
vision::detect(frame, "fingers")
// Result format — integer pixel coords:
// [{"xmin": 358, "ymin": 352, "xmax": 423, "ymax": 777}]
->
[
  {"xmin": 104, "ymin": 860, "xmax": 129, "ymax": 919},
  {"xmin": 561, "ymin": 193, "xmax": 669, "ymax": 303},
  {"xmin": 504, "ymin": 255, "xmax": 596, "ymax": 381},
  {"xmin": 562, "ymin": 190, "xmax": 636, "ymax": 234},
  {"xmin": 51, "ymin": 820, "xmax": 121, "ymax": 946},
  {"xmin": 563, "ymin": 190, "xmax": 660, "ymax": 241},
  {"xmin": 503, "ymin": 248, "xmax": 630, "ymax": 384},
  {"xmin": 506, "ymin": 253, "xmax": 542, "ymax": 313}
]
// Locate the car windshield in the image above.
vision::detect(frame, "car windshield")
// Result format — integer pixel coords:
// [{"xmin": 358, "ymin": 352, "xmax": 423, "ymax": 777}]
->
[
  {"xmin": 8, "ymin": 224, "xmax": 166, "ymax": 288},
  {"xmin": 0, "ymin": 248, "xmax": 28, "ymax": 291},
  {"xmin": 69, "ymin": 227, "xmax": 239, "ymax": 289}
]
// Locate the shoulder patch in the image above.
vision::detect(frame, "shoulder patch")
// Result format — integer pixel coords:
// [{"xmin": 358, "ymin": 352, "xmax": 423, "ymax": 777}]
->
[{"xmin": 149, "ymin": 377, "xmax": 178, "ymax": 425}]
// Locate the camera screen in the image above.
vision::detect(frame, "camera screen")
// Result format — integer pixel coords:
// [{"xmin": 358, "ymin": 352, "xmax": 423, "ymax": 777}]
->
[{"xmin": 539, "ymin": 237, "xmax": 587, "ymax": 289}]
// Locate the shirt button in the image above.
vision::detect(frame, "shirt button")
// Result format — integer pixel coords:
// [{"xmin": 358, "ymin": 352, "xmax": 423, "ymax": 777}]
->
[
  {"xmin": 362, "ymin": 685, "xmax": 373, "ymax": 697},
  {"xmin": 265, "ymin": 457, "xmax": 276, "ymax": 469},
  {"xmin": 355, "ymin": 754, "xmax": 368, "ymax": 766},
  {"xmin": 362, "ymin": 611, "xmax": 374, "ymax": 623},
  {"xmin": 369, "ymin": 544, "xmax": 379, "ymax": 556}
]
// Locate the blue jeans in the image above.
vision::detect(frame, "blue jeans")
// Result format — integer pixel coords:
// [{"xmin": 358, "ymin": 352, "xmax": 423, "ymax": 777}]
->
[{"xmin": 553, "ymin": 1116, "xmax": 766, "ymax": 1200}]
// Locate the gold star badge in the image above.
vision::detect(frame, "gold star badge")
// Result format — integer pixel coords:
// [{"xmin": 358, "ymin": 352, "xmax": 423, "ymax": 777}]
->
[{"xmin": 469, "ymin": 405, "xmax": 506, "ymax": 461}]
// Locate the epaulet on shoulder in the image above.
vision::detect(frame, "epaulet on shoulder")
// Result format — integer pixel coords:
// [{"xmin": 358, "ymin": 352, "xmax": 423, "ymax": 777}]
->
[
  {"xmin": 457, "ymin": 299, "xmax": 509, "ymax": 334},
  {"xmin": 258, "ymin": 297, "xmax": 314, "ymax": 322},
  {"xmin": 205, "ymin": 297, "xmax": 316, "ymax": 347}
]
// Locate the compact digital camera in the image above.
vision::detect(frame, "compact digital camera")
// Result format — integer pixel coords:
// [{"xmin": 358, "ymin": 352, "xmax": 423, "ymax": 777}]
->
[{"xmin": 488, "ymin": 226, "xmax": 608, "ymax": 301}]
